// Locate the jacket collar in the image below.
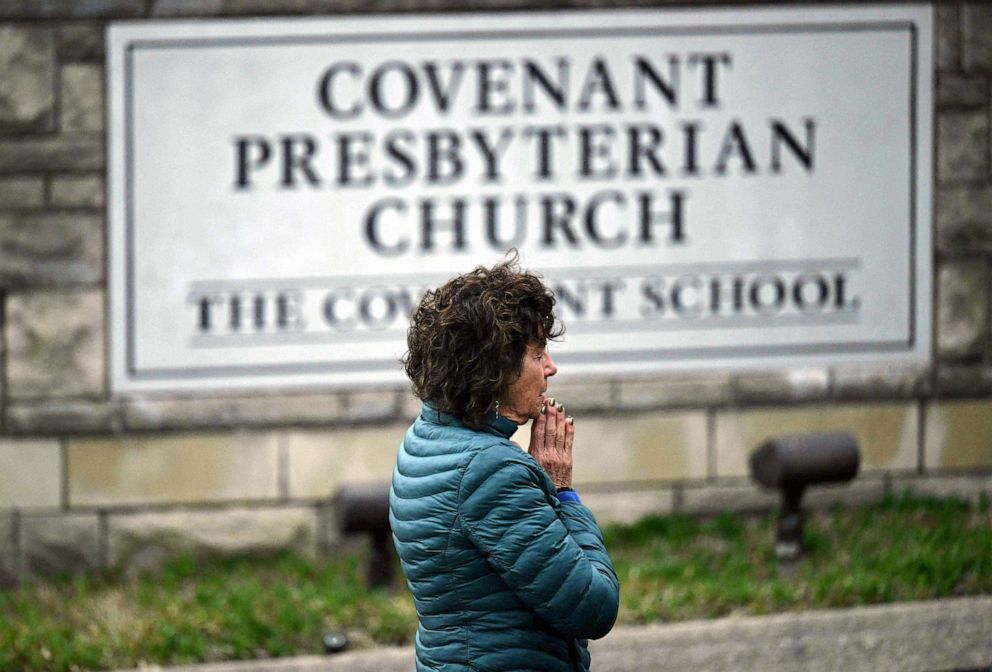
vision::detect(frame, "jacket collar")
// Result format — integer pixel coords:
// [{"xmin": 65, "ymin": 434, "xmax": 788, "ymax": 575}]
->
[{"xmin": 421, "ymin": 402, "xmax": 519, "ymax": 439}]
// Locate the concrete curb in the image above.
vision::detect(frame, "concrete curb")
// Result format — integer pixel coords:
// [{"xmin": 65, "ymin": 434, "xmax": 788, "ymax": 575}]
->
[{"xmin": 119, "ymin": 596, "xmax": 992, "ymax": 672}]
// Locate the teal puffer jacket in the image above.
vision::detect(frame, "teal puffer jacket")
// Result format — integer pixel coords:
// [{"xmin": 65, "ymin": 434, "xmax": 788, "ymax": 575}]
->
[{"xmin": 389, "ymin": 404, "xmax": 620, "ymax": 672}]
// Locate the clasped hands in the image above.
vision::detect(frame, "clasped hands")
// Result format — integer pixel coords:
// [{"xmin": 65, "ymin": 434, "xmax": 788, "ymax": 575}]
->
[{"xmin": 528, "ymin": 397, "xmax": 574, "ymax": 490}]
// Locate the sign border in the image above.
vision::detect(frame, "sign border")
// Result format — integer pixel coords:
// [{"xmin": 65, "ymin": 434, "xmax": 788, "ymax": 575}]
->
[{"xmin": 115, "ymin": 18, "xmax": 924, "ymax": 384}]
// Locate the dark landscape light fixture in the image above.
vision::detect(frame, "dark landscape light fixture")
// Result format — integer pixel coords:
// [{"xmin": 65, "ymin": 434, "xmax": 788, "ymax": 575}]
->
[
  {"xmin": 749, "ymin": 432, "xmax": 860, "ymax": 561},
  {"xmin": 325, "ymin": 482, "xmax": 393, "ymax": 656},
  {"xmin": 334, "ymin": 481, "xmax": 394, "ymax": 588}
]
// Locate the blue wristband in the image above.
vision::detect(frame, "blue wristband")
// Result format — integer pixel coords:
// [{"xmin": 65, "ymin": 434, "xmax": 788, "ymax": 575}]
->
[{"xmin": 556, "ymin": 488, "xmax": 581, "ymax": 504}]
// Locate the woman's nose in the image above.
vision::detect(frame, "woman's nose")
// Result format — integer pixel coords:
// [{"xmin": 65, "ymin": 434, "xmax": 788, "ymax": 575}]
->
[{"xmin": 544, "ymin": 351, "xmax": 558, "ymax": 377}]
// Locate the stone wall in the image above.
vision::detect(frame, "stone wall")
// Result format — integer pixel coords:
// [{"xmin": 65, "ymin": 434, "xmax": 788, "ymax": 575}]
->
[{"xmin": 1, "ymin": 0, "xmax": 991, "ymax": 582}]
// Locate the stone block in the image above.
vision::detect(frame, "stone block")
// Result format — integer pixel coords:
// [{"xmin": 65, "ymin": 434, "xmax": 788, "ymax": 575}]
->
[
  {"xmin": 5, "ymin": 290, "xmax": 105, "ymax": 399},
  {"xmin": 936, "ymin": 185, "xmax": 992, "ymax": 251},
  {"xmin": 938, "ymin": 111, "xmax": 989, "ymax": 183},
  {"xmin": 0, "ymin": 439, "xmax": 62, "ymax": 508},
  {"xmin": 151, "ymin": 0, "xmax": 224, "ymax": 16},
  {"xmin": 802, "ymin": 478, "xmax": 887, "ymax": 509},
  {"xmin": 214, "ymin": 0, "xmax": 355, "ymax": 15},
  {"xmin": 544, "ymin": 378, "xmax": 617, "ymax": 413},
  {"xmin": 0, "ymin": 176, "xmax": 44, "ymax": 208},
  {"xmin": 831, "ymin": 363, "xmax": 930, "ymax": 400},
  {"xmin": 0, "ymin": 213, "xmax": 103, "ymax": 285},
  {"xmin": 397, "ymin": 385, "xmax": 620, "ymax": 422},
  {"xmin": 57, "ymin": 23, "xmax": 104, "ymax": 62},
  {"xmin": 6, "ymin": 399, "xmax": 123, "ymax": 435},
  {"xmin": 342, "ymin": 389, "xmax": 402, "ymax": 423},
  {"xmin": 21, "ymin": 512, "xmax": 100, "ymax": 575},
  {"xmin": 0, "ymin": 136, "xmax": 103, "ymax": 172},
  {"xmin": 515, "ymin": 411, "xmax": 708, "ymax": 485},
  {"xmin": 580, "ymin": 488, "xmax": 675, "ymax": 526},
  {"xmin": 0, "ymin": 1, "xmax": 145, "ymax": 19},
  {"xmin": 937, "ymin": 72, "xmax": 988, "ymax": 110},
  {"xmin": 0, "ymin": 513, "xmax": 17, "ymax": 584},
  {"xmin": 937, "ymin": 259, "xmax": 987, "ymax": 360},
  {"xmin": 680, "ymin": 483, "xmax": 779, "ymax": 515},
  {"xmin": 50, "ymin": 174, "xmax": 104, "ymax": 209},
  {"xmin": 313, "ymin": 500, "xmax": 344, "ymax": 553},
  {"xmin": 619, "ymin": 374, "xmax": 731, "ymax": 410},
  {"xmin": 924, "ymin": 400, "xmax": 992, "ymax": 470},
  {"xmin": 962, "ymin": 2, "xmax": 992, "ymax": 71},
  {"xmin": 60, "ymin": 64, "xmax": 103, "ymax": 133},
  {"xmin": 108, "ymin": 506, "xmax": 317, "ymax": 572},
  {"xmin": 68, "ymin": 433, "xmax": 280, "ymax": 506},
  {"xmin": 731, "ymin": 368, "xmax": 830, "ymax": 404},
  {"xmin": 400, "ymin": 390, "xmax": 423, "ymax": 421},
  {"xmin": 891, "ymin": 473, "xmax": 992, "ymax": 504},
  {"xmin": 937, "ymin": 3, "xmax": 960, "ymax": 71},
  {"xmin": 287, "ymin": 426, "xmax": 408, "ymax": 499},
  {"xmin": 123, "ymin": 392, "xmax": 343, "ymax": 431},
  {"xmin": 680, "ymin": 479, "xmax": 886, "ymax": 515},
  {"xmin": 679, "ymin": 476, "xmax": 885, "ymax": 514},
  {"xmin": 936, "ymin": 364, "xmax": 992, "ymax": 396},
  {"xmin": 715, "ymin": 403, "xmax": 919, "ymax": 478},
  {"xmin": 0, "ymin": 26, "xmax": 54, "ymax": 133}
]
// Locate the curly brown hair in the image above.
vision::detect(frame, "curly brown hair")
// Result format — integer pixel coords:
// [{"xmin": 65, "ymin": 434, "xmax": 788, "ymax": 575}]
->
[{"xmin": 404, "ymin": 257, "xmax": 563, "ymax": 428}]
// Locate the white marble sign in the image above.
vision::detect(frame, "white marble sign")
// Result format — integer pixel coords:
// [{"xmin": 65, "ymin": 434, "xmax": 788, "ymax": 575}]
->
[{"xmin": 107, "ymin": 4, "xmax": 933, "ymax": 393}]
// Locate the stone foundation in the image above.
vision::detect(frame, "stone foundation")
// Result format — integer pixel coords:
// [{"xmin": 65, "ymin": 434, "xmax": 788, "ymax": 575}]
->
[{"xmin": 1, "ymin": 0, "xmax": 991, "ymax": 579}]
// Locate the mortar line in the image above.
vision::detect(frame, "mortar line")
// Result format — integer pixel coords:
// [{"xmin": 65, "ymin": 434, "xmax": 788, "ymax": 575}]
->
[
  {"xmin": 986, "ymin": 68, "xmax": 991, "ymax": 183},
  {"xmin": 42, "ymin": 172, "xmax": 52, "ymax": 208},
  {"xmin": 956, "ymin": 5, "xmax": 963, "ymax": 72},
  {"xmin": 52, "ymin": 34, "xmax": 62, "ymax": 140},
  {"xmin": 60, "ymin": 438, "xmax": 70, "ymax": 510},
  {"xmin": 0, "ymin": 288, "xmax": 6, "ymax": 435},
  {"xmin": 985, "ymin": 255, "xmax": 992, "ymax": 365}
]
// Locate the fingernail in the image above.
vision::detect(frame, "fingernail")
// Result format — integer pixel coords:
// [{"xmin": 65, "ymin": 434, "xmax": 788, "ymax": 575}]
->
[
  {"xmin": 567, "ymin": 416, "xmax": 574, "ymax": 425},
  {"xmin": 556, "ymin": 403, "xmax": 563, "ymax": 412},
  {"xmin": 540, "ymin": 405, "xmax": 546, "ymax": 415},
  {"xmin": 547, "ymin": 397, "xmax": 556, "ymax": 406}
]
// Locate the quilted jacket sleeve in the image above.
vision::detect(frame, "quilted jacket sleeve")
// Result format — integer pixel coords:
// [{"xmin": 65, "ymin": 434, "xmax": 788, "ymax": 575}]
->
[{"xmin": 458, "ymin": 443, "xmax": 619, "ymax": 640}]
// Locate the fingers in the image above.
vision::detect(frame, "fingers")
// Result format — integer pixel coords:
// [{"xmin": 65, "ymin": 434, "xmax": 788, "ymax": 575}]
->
[
  {"xmin": 544, "ymin": 398, "xmax": 558, "ymax": 450},
  {"xmin": 564, "ymin": 415, "xmax": 574, "ymax": 459},
  {"xmin": 528, "ymin": 398, "xmax": 575, "ymax": 489},
  {"xmin": 529, "ymin": 401, "xmax": 547, "ymax": 455},
  {"xmin": 553, "ymin": 403, "xmax": 566, "ymax": 453}
]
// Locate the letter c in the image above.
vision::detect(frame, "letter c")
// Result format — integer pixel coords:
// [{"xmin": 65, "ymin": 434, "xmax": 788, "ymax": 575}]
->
[
  {"xmin": 364, "ymin": 198, "xmax": 410, "ymax": 256},
  {"xmin": 323, "ymin": 288, "xmax": 356, "ymax": 329},
  {"xmin": 317, "ymin": 62, "xmax": 362, "ymax": 119}
]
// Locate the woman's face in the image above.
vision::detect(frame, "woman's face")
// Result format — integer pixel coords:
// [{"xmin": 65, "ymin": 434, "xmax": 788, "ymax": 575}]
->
[{"xmin": 499, "ymin": 342, "xmax": 558, "ymax": 424}]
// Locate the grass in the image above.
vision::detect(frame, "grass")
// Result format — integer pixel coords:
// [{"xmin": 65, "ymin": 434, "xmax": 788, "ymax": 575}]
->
[
  {"xmin": 0, "ymin": 551, "xmax": 416, "ymax": 672},
  {"xmin": 606, "ymin": 490, "xmax": 992, "ymax": 623},
  {"xmin": 1, "ymin": 490, "xmax": 990, "ymax": 671}
]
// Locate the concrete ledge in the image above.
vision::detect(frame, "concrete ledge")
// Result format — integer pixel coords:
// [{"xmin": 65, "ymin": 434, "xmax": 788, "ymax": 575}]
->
[
  {"xmin": 591, "ymin": 596, "xmax": 992, "ymax": 672},
  {"xmin": 108, "ymin": 506, "xmax": 319, "ymax": 572},
  {"xmin": 112, "ymin": 596, "xmax": 992, "ymax": 672}
]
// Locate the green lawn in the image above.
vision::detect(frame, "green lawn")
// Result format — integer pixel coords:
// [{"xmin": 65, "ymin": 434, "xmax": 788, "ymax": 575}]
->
[{"xmin": 2, "ymin": 490, "xmax": 990, "ymax": 671}]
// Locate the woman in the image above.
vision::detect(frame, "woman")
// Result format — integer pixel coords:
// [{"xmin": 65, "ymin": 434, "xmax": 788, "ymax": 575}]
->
[{"xmin": 389, "ymin": 258, "xmax": 619, "ymax": 672}]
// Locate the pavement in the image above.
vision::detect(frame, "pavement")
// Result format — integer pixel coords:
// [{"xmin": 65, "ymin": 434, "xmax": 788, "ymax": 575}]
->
[{"xmin": 119, "ymin": 595, "xmax": 992, "ymax": 672}]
